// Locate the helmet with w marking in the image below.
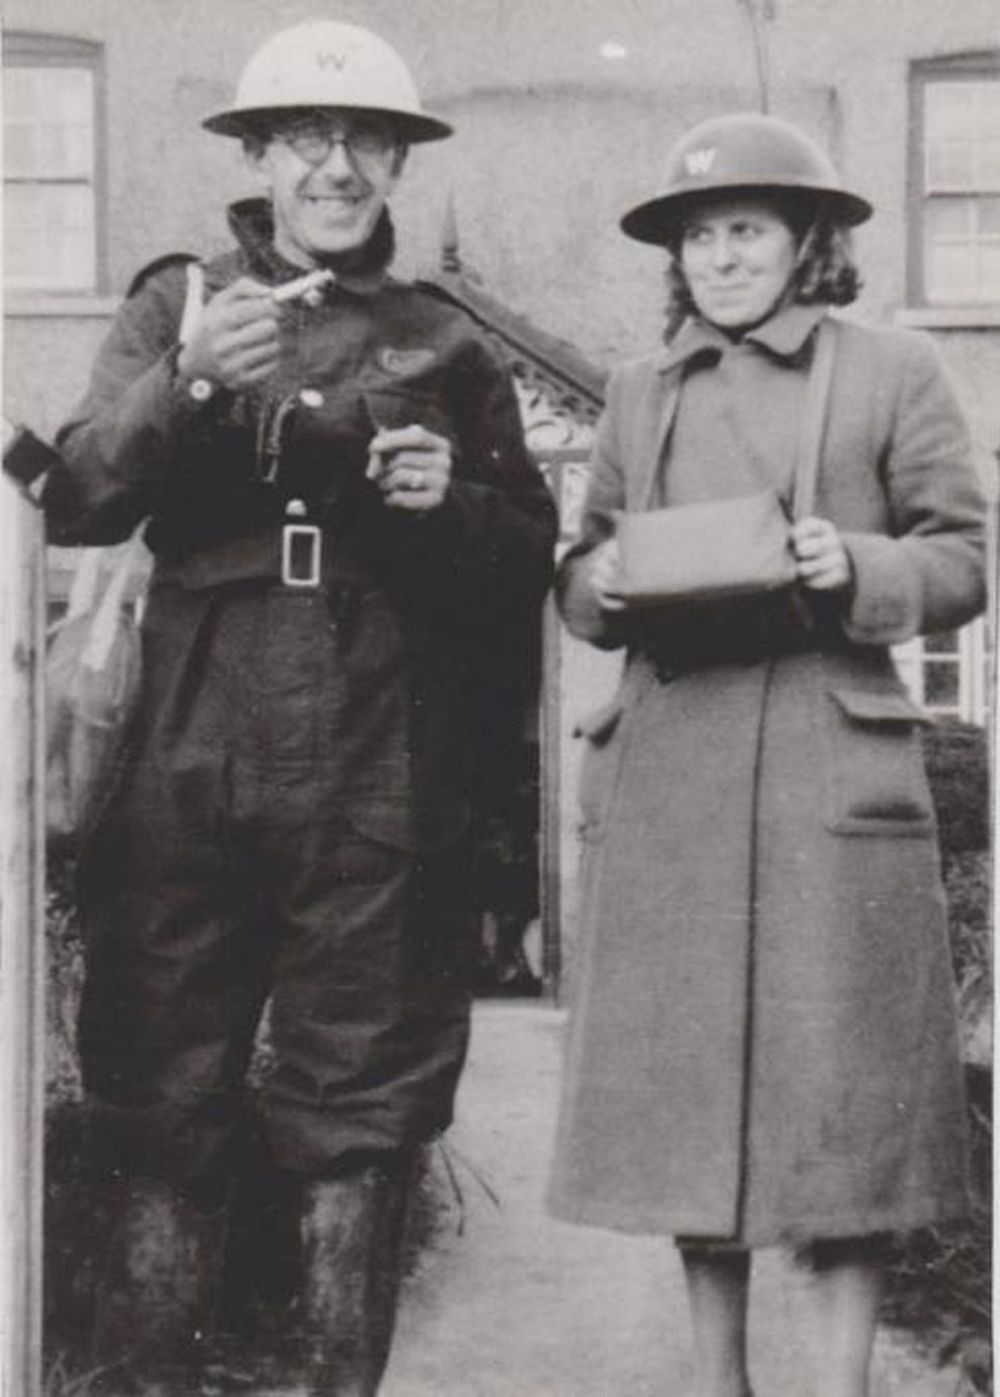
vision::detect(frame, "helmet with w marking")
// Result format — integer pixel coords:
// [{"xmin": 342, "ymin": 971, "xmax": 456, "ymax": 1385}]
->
[{"xmin": 620, "ymin": 112, "xmax": 871, "ymax": 245}]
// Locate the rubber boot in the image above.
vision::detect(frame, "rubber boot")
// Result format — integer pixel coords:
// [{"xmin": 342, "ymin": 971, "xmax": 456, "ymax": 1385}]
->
[
  {"xmin": 90, "ymin": 1176, "xmax": 226, "ymax": 1393},
  {"xmin": 299, "ymin": 1157, "xmax": 414, "ymax": 1397}
]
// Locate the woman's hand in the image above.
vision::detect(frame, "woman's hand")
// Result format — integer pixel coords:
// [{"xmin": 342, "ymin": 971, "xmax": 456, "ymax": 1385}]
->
[
  {"xmin": 588, "ymin": 537, "xmax": 627, "ymax": 611},
  {"xmin": 791, "ymin": 516, "xmax": 852, "ymax": 592},
  {"xmin": 366, "ymin": 425, "xmax": 452, "ymax": 512}
]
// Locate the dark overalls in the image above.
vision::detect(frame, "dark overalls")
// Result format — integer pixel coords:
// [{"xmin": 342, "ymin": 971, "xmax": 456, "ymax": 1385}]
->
[{"xmin": 46, "ymin": 200, "xmax": 557, "ymax": 1193}]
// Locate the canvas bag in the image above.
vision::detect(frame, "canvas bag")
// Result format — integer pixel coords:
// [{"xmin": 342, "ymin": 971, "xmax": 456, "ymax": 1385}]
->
[
  {"xmin": 45, "ymin": 260, "xmax": 205, "ymax": 846},
  {"xmin": 45, "ymin": 534, "xmax": 146, "ymax": 846},
  {"xmin": 616, "ymin": 317, "xmax": 837, "ymax": 606}
]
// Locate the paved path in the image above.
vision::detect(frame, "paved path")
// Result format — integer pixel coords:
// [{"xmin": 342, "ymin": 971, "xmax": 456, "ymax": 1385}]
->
[{"xmin": 383, "ymin": 1002, "xmax": 959, "ymax": 1397}]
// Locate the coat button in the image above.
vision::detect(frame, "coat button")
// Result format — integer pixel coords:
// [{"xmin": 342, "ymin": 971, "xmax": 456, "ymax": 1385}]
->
[{"xmin": 299, "ymin": 388, "xmax": 324, "ymax": 408}]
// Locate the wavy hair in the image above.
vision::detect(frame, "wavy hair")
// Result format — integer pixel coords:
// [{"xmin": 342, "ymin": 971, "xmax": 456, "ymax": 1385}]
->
[{"xmin": 662, "ymin": 195, "xmax": 862, "ymax": 340}]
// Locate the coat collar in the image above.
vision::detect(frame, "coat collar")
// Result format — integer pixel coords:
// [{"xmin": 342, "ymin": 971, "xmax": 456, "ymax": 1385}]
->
[
  {"xmin": 226, "ymin": 197, "xmax": 393, "ymax": 297},
  {"xmin": 656, "ymin": 302, "xmax": 828, "ymax": 374}
]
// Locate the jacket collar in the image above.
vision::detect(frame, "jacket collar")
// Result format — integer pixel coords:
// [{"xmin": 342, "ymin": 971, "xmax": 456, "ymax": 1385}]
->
[
  {"xmin": 226, "ymin": 197, "xmax": 393, "ymax": 297},
  {"xmin": 656, "ymin": 302, "xmax": 828, "ymax": 374}
]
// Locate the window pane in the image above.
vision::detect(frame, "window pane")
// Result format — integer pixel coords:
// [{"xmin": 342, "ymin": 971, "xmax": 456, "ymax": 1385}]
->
[
  {"xmin": 925, "ymin": 82, "xmax": 979, "ymax": 139},
  {"xmin": 924, "ymin": 80, "xmax": 1000, "ymax": 192},
  {"xmin": 3, "ymin": 183, "xmax": 95, "ymax": 291},
  {"xmin": 925, "ymin": 237, "xmax": 981, "ymax": 301},
  {"xmin": 924, "ymin": 661, "xmax": 960, "ymax": 707},
  {"xmin": 3, "ymin": 67, "xmax": 93, "ymax": 178},
  {"xmin": 926, "ymin": 141, "xmax": 977, "ymax": 190},
  {"xmin": 979, "ymin": 242, "xmax": 1000, "ymax": 299},
  {"xmin": 979, "ymin": 196, "xmax": 1000, "ymax": 234},
  {"xmin": 980, "ymin": 141, "xmax": 1000, "ymax": 187},
  {"xmin": 925, "ymin": 199, "xmax": 972, "ymax": 237},
  {"xmin": 924, "ymin": 629, "xmax": 959, "ymax": 655}
]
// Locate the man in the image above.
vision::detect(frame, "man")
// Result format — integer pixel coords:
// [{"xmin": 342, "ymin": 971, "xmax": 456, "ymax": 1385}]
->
[{"xmin": 44, "ymin": 20, "xmax": 556, "ymax": 1394}]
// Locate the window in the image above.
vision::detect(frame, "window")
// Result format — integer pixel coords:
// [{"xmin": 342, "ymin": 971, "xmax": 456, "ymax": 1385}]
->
[
  {"xmin": 909, "ymin": 54, "xmax": 1000, "ymax": 306},
  {"xmin": 3, "ymin": 33, "xmax": 104, "ymax": 293},
  {"xmin": 893, "ymin": 619, "xmax": 989, "ymax": 725}
]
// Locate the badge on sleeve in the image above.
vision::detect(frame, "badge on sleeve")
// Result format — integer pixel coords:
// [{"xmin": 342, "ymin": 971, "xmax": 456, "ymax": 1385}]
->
[{"xmin": 377, "ymin": 347, "xmax": 436, "ymax": 376}]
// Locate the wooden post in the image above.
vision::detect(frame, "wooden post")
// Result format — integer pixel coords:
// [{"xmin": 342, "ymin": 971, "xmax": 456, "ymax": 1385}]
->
[{"xmin": 0, "ymin": 469, "xmax": 47, "ymax": 1396}]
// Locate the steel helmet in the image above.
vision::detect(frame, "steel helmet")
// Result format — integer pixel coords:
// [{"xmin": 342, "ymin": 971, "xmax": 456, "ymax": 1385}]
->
[
  {"xmin": 203, "ymin": 21, "xmax": 452, "ymax": 143},
  {"xmin": 620, "ymin": 112, "xmax": 872, "ymax": 245}
]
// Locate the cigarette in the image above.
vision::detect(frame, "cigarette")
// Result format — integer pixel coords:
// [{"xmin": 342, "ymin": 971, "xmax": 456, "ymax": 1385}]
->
[{"xmin": 272, "ymin": 269, "xmax": 336, "ymax": 304}]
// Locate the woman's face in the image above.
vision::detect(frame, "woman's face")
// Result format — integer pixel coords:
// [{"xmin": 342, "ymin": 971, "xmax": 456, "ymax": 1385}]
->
[{"xmin": 679, "ymin": 197, "xmax": 799, "ymax": 333}]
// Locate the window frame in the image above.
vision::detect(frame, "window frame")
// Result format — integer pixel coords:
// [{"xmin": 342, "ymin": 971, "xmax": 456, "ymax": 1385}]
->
[
  {"xmin": 3, "ymin": 30, "xmax": 108, "ymax": 296},
  {"xmin": 907, "ymin": 50, "xmax": 1000, "ymax": 312}
]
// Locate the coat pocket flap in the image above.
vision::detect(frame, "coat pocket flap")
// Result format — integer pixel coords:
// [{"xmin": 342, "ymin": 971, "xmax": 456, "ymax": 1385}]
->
[
  {"xmin": 829, "ymin": 687, "xmax": 931, "ymax": 728},
  {"xmin": 573, "ymin": 698, "xmax": 625, "ymax": 745}
]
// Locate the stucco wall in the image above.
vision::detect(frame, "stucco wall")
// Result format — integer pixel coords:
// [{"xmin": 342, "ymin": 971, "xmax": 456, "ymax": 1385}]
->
[
  {"xmin": 5, "ymin": 0, "xmax": 998, "ymax": 315},
  {"xmin": 6, "ymin": 0, "xmax": 998, "ymax": 460}
]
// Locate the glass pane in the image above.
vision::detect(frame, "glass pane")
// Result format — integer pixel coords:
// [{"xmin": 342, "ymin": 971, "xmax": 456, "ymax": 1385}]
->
[
  {"xmin": 3, "ymin": 183, "xmax": 95, "ymax": 291},
  {"xmin": 974, "ymin": 81, "xmax": 1000, "ymax": 128},
  {"xmin": 979, "ymin": 141, "xmax": 1000, "ymax": 187},
  {"xmin": 925, "ymin": 238, "xmax": 980, "ymax": 301},
  {"xmin": 925, "ymin": 199, "xmax": 971, "ymax": 237},
  {"xmin": 924, "ymin": 629, "xmax": 959, "ymax": 655},
  {"xmin": 924, "ymin": 661, "xmax": 960, "ymax": 707},
  {"xmin": 979, "ymin": 242, "xmax": 1000, "ymax": 300},
  {"xmin": 2, "ymin": 67, "xmax": 93, "ymax": 179},
  {"xmin": 979, "ymin": 196, "xmax": 1000, "ymax": 234},
  {"xmin": 925, "ymin": 82, "xmax": 979, "ymax": 140},
  {"xmin": 926, "ymin": 140, "xmax": 977, "ymax": 190}
]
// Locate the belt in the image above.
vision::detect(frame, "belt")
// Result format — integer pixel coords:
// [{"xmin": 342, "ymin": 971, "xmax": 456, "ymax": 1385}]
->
[
  {"xmin": 281, "ymin": 498, "xmax": 322, "ymax": 587},
  {"xmin": 153, "ymin": 502, "xmax": 351, "ymax": 594}
]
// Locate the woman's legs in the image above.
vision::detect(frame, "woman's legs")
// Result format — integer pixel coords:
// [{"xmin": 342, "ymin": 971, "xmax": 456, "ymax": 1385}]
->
[
  {"xmin": 679, "ymin": 1245, "xmax": 754, "ymax": 1397},
  {"xmin": 800, "ymin": 1238, "xmax": 886, "ymax": 1397}
]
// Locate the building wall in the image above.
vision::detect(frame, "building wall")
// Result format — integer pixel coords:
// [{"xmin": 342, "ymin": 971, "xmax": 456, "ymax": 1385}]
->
[{"xmin": 5, "ymin": 0, "xmax": 1000, "ymax": 438}]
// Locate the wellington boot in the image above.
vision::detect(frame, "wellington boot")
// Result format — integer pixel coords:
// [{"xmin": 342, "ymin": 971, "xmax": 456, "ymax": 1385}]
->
[
  {"xmin": 90, "ymin": 1176, "xmax": 227, "ymax": 1390},
  {"xmin": 299, "ymin": 1158, "xmax": 413, "ymax": 1396}
]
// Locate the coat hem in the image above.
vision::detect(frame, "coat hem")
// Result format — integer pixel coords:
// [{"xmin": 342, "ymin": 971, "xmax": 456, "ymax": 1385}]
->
[{"xmin": 545, "ymin": 1188, "xmax": 972, "ymax": 1247}]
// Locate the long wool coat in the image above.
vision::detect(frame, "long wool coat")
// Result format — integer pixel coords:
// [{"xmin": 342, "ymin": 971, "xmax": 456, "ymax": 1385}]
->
[{"xmin": 547, "ymin": 304, "xmax": 986, "ymax": 1245}]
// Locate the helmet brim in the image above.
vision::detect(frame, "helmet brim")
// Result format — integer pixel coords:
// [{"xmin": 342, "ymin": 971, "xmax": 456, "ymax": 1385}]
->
[
  {"xmin": 621, "ymin": 181, "xmax": 873, "ymax": 244},
  {"xmin": 203, "ymin": 103, "xmax": 453, "ymax": 144}
]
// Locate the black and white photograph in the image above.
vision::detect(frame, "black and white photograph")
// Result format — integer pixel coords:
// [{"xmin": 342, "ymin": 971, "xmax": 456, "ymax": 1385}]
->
[{"xmin": 1, "ymin": 3, "xmax": 995, "ymax": 1394}]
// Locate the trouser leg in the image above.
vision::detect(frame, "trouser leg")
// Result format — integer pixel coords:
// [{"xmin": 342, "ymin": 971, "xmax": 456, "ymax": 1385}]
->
[
  {"xmin": 299, "ymin": 1154, "xmax": 415, "ymax": 1397},
  {"xmin": 90, "ymin": 1176, "xmax": 228, "ymax": 1391},
  {"xmin": 262, "ymin": 823, "xmax": 474, "ymax": 1172},
  {"xmin": 257, "ymin": 821, "xmax": 473, "ymax": 1392},
  {"xmin": 75, "ymin": 756, "xmax": 278, "ymax": 1383}
]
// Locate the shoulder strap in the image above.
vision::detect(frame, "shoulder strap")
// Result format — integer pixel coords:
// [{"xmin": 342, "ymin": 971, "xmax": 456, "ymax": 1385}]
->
[
  {"xmin": 178, "ymin": 262, "xmax": 205, "ymax": 347},
  {"xmin": 637, "ymin": 373, "xmax": 684, "ymax": 511},
  {"xmin": 792, "ymin": 316, "xmax": 837, "ymax": 520},
  {"xmin": 125, "ymin": 251, "xmax": 197, "ymax": 299}
]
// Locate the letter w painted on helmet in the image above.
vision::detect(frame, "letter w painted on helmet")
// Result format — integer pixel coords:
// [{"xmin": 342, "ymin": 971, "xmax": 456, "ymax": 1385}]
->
[
  {"xmin": 685, "ymin": 147, "xmax": 717, "ymax": 176},
  {"xmin": 316, "ymin": 50, "xmax": 348, "ymax": 70}
]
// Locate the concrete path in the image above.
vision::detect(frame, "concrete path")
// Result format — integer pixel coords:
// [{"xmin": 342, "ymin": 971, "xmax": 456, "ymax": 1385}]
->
[{"xmin": 383, "ymin": 1002, "xmax": 959, "ymax": 1397}]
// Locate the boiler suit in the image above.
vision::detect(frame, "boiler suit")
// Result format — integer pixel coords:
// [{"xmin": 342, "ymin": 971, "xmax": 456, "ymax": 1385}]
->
[{"xmin": 45, "ymin": 199, "xmax": 557, "ymax": 1195}]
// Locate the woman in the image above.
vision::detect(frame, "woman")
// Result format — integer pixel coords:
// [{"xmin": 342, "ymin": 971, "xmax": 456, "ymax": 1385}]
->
[{"xmin": 547, "ymin": 113, "xmax": 986, "ymax": 1397}]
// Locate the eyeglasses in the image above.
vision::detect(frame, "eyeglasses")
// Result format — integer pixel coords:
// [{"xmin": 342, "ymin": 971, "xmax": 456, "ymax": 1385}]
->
[{"xmin": 270, "ymin": 118, "xmax": 396, "ymax": 169}]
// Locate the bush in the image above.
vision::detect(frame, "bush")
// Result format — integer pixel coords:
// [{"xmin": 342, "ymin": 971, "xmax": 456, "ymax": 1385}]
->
[{"xmin": 884, "ymin": 721, "xmax": 993, "ymax": 1393}]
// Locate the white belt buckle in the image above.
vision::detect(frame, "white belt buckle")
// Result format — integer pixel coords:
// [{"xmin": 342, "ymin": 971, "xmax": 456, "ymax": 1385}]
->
[{"xmin": 281, "ymin": 521, "xmax": 322, "ymax": 588}]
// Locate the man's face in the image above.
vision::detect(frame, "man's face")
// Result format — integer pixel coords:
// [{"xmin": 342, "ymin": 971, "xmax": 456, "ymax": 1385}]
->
[{"xmin": 246, "ymin": 110, "xmax": 406, "ymax": 266}]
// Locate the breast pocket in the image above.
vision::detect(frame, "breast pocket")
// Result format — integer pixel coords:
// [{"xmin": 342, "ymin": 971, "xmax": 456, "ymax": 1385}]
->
[
  {"xmin": 823, "ymin": 686, "xmax": 936, "ymax": 836},
  {"xmin": 362, "ymin": 385, "xmax": 456, "ymax": 446}
]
